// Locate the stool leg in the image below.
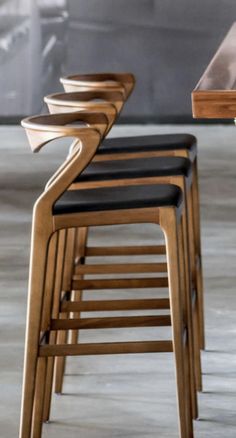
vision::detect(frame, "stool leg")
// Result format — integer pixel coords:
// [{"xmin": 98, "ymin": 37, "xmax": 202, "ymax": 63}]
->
[
  {"xmin": 19, "ymin": 218, "xmax": 52, "ymax": 438},
  {"xmin": 161, "ymin": 208, "xmax": 193, "ymax": 438},
  {"xmin": 43, "ymin": 230, "xmax": 67, "ymax": 421},
  {"xmin": 188, "ymin": 188, "xmax": 202, "ymax": 392},
  {"xmin": 54, "ymin": 329, "xmax": 68, "ymax": 394},
  {"xmin": 43, "ymin": 355, "xmax": 55, "ymax": 421},
  {"xmin": 52, "ymin": 230, "xmax": 67, "ymax": 395},
  {"xmin": 192, "ymin": 291, "xmax": 202, "ymax": 392},
  {"xmin": 31, "ymin": 357, "xmax": 47, "ymax": 438},
  {"xmin": 54, "ymin": 227, "xmax": 88, "ymax": 394},
  {"xmin": 177, "ymin": 218, "xmax": 195, "ymax": 436},
  {"xmin": 192, "ymin": 158, "xmax": 205, "ymax": 350},
  {"xmin": 179, "ymin": 206, "xmax": 198, "ymax": 420},
  {"xmin": 175, "ymin": 178, "xmax": 201, "ymax": 403},
  {"xmin": 70, "ymin": 226, "xmax": 88, "ymax": 344}
]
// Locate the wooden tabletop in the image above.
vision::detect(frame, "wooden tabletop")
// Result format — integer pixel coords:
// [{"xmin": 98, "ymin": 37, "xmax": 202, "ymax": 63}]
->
[{"xmin": 192, "ymin": 22, "xmax": 236, "ymax": 119}]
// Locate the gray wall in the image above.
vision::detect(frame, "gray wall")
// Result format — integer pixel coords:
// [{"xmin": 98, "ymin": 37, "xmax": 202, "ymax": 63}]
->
[
  {"xmin": 1, "ymin": 0, "xmax": 236, "ymax": 121},
  {"xmin": 0, "ymin": 0, "xmax": 68, "ymax": 118},
  {"xmin": 66, "ymin": 0, "xmax": 236, "ymax": 121}
]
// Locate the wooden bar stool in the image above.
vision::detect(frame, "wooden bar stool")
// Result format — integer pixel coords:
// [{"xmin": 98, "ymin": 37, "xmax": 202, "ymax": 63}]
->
[
  {"xmin": 60, "ymin": 73, "xmax": 205, "ymax": 351},
  {"xmin": 44, "ymin": 94, "xmax": 201, "ymax": 396},
  {"xmin": 20, "ymin": 112, "xmax": 194, "ymax": 438}
]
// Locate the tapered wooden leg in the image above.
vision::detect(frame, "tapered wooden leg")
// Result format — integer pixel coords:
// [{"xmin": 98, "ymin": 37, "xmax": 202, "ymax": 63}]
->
[
  {"xmin": 177, "ymin": 179, "xmax": 200, "ymax": 411},
  {"xmin": 55, "ymin": 227, "xmax": 88, "ymax": 394},
  {"xmin": 43, "ymin": 230, "xmax": 67, "ymax": 421},
  {"xmin": 53, "ymin": 228, "xmax": 78, "ymax": 394},
  {"xmin": 40, "ymin": 232, "xmax": 58, "ymax": 424},
  {"xmin": 70, "ymin": 227, "xmax": 89, "ymax": 344},
  {"xmin": 192, "ymin": 294, "xmax": 202, "ymax": 392},
  {"xmin": 187, "ymin": 188, "xmax": 202, "ymax": 391},
  {"xmin": 196, "ymin": 261, "xmax": 204, "ymax": 348},
  {"xmin": 31, "ymin": 357, "xmax": 47, "ymax": 438},
  {"xmin": 178, "ymin": 208, "xmax": 198, "ymax": 420},
  {"xmin": 192, "ymin": 158, "xmax": 205, "ymax": 350},
  {"xmin": 161, "ymin": 208, "xmax": 193, "ymax": 438},
  {"xmin": 54, "ymin": 328, "xmax": 68, "ymax": 394},
  {"xmin": 74, "ymin": 226, "xmax": 89, "ymax": 263},
  {"xmin": 54, "ymin": 227, "xmax": 88, "ymax": 393},
  {"xmin": 19, "ymin": 215, "xmax": 52, "ymax": 438},
  {"xmin": 63, "ymin": 228, "xmax": 76, "ymax": 292},
  {"xmin": 43, "ymin": 355, "xmax": 55, "ymax": 422}
]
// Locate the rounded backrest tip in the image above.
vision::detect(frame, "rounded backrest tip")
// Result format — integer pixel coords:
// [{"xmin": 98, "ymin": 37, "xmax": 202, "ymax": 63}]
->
[{"xmin": 21, "ymin": 112, "xmax": 105, "ymax": 152}]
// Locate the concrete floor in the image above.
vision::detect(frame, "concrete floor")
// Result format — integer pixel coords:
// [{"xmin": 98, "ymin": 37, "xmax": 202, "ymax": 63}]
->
[{"xmin": 1, "ymin": 124, "xmax": 236, "ymax": 437}]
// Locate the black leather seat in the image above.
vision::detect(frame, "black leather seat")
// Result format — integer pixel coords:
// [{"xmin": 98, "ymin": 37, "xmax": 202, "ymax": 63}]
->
[
  {"xmin": 97, "ymin": 134, "xmax": 197, "ymax": 161},
  {"xmin": 76, "ymin": 156, "xmax": 191, "ymax": 183},
  {"xmin": 53, "ymin": 184, "xmax": 183, "ymax": 215}
]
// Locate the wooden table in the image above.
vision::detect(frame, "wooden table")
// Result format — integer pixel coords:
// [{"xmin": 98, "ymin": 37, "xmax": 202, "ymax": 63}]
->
[{"xmin": 192, "ymin": 22, "xmax": 236, "ymax": 119}]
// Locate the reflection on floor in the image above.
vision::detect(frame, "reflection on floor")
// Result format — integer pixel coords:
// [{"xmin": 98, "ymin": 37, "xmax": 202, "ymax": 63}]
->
[{"xmin": 0, "ymin": 124, "xmax": 236, "ymax": 437}]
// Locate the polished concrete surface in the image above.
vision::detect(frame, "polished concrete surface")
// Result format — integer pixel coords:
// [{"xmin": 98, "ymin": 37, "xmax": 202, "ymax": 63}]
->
[{"xmin": 0, "ymin": 124, "xmax": 236, "ymax": 437}]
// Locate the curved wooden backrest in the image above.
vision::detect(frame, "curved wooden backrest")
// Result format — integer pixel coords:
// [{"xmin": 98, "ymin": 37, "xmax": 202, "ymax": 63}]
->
[
  {"xmin": 22, "ymin": 112, "xmax": 108, "ymax": 152},
  {"xmin": 45, "ymin": 90, "xmax": 124, "ymax": 112},
  {"xmin": 21, "ymin": 112, "xmax": 103, "ymax": 205},
  {"xmin": 60, "ymin": 72, "xmax": 135, "ymax": 100},
  {"xmin": 61, "ymin": 78, "xmax": 126, "ymax": 98},
  {"xmin": 44, "ymin": 91, "xmax": 123, "ymax": 133}
]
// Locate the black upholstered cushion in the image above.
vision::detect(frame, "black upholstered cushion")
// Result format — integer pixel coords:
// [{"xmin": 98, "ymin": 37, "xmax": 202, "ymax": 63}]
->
[
  {"xmin": 53, "ymin": 184, "xmax": 183, "ymax": 215},
  {"xmin": 76, "ymin": 156, "xmax": 191, "ymax": 183},
  {"xmin": 97, "ymin": 134, "xmax": 197, "ymax": 160}
]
